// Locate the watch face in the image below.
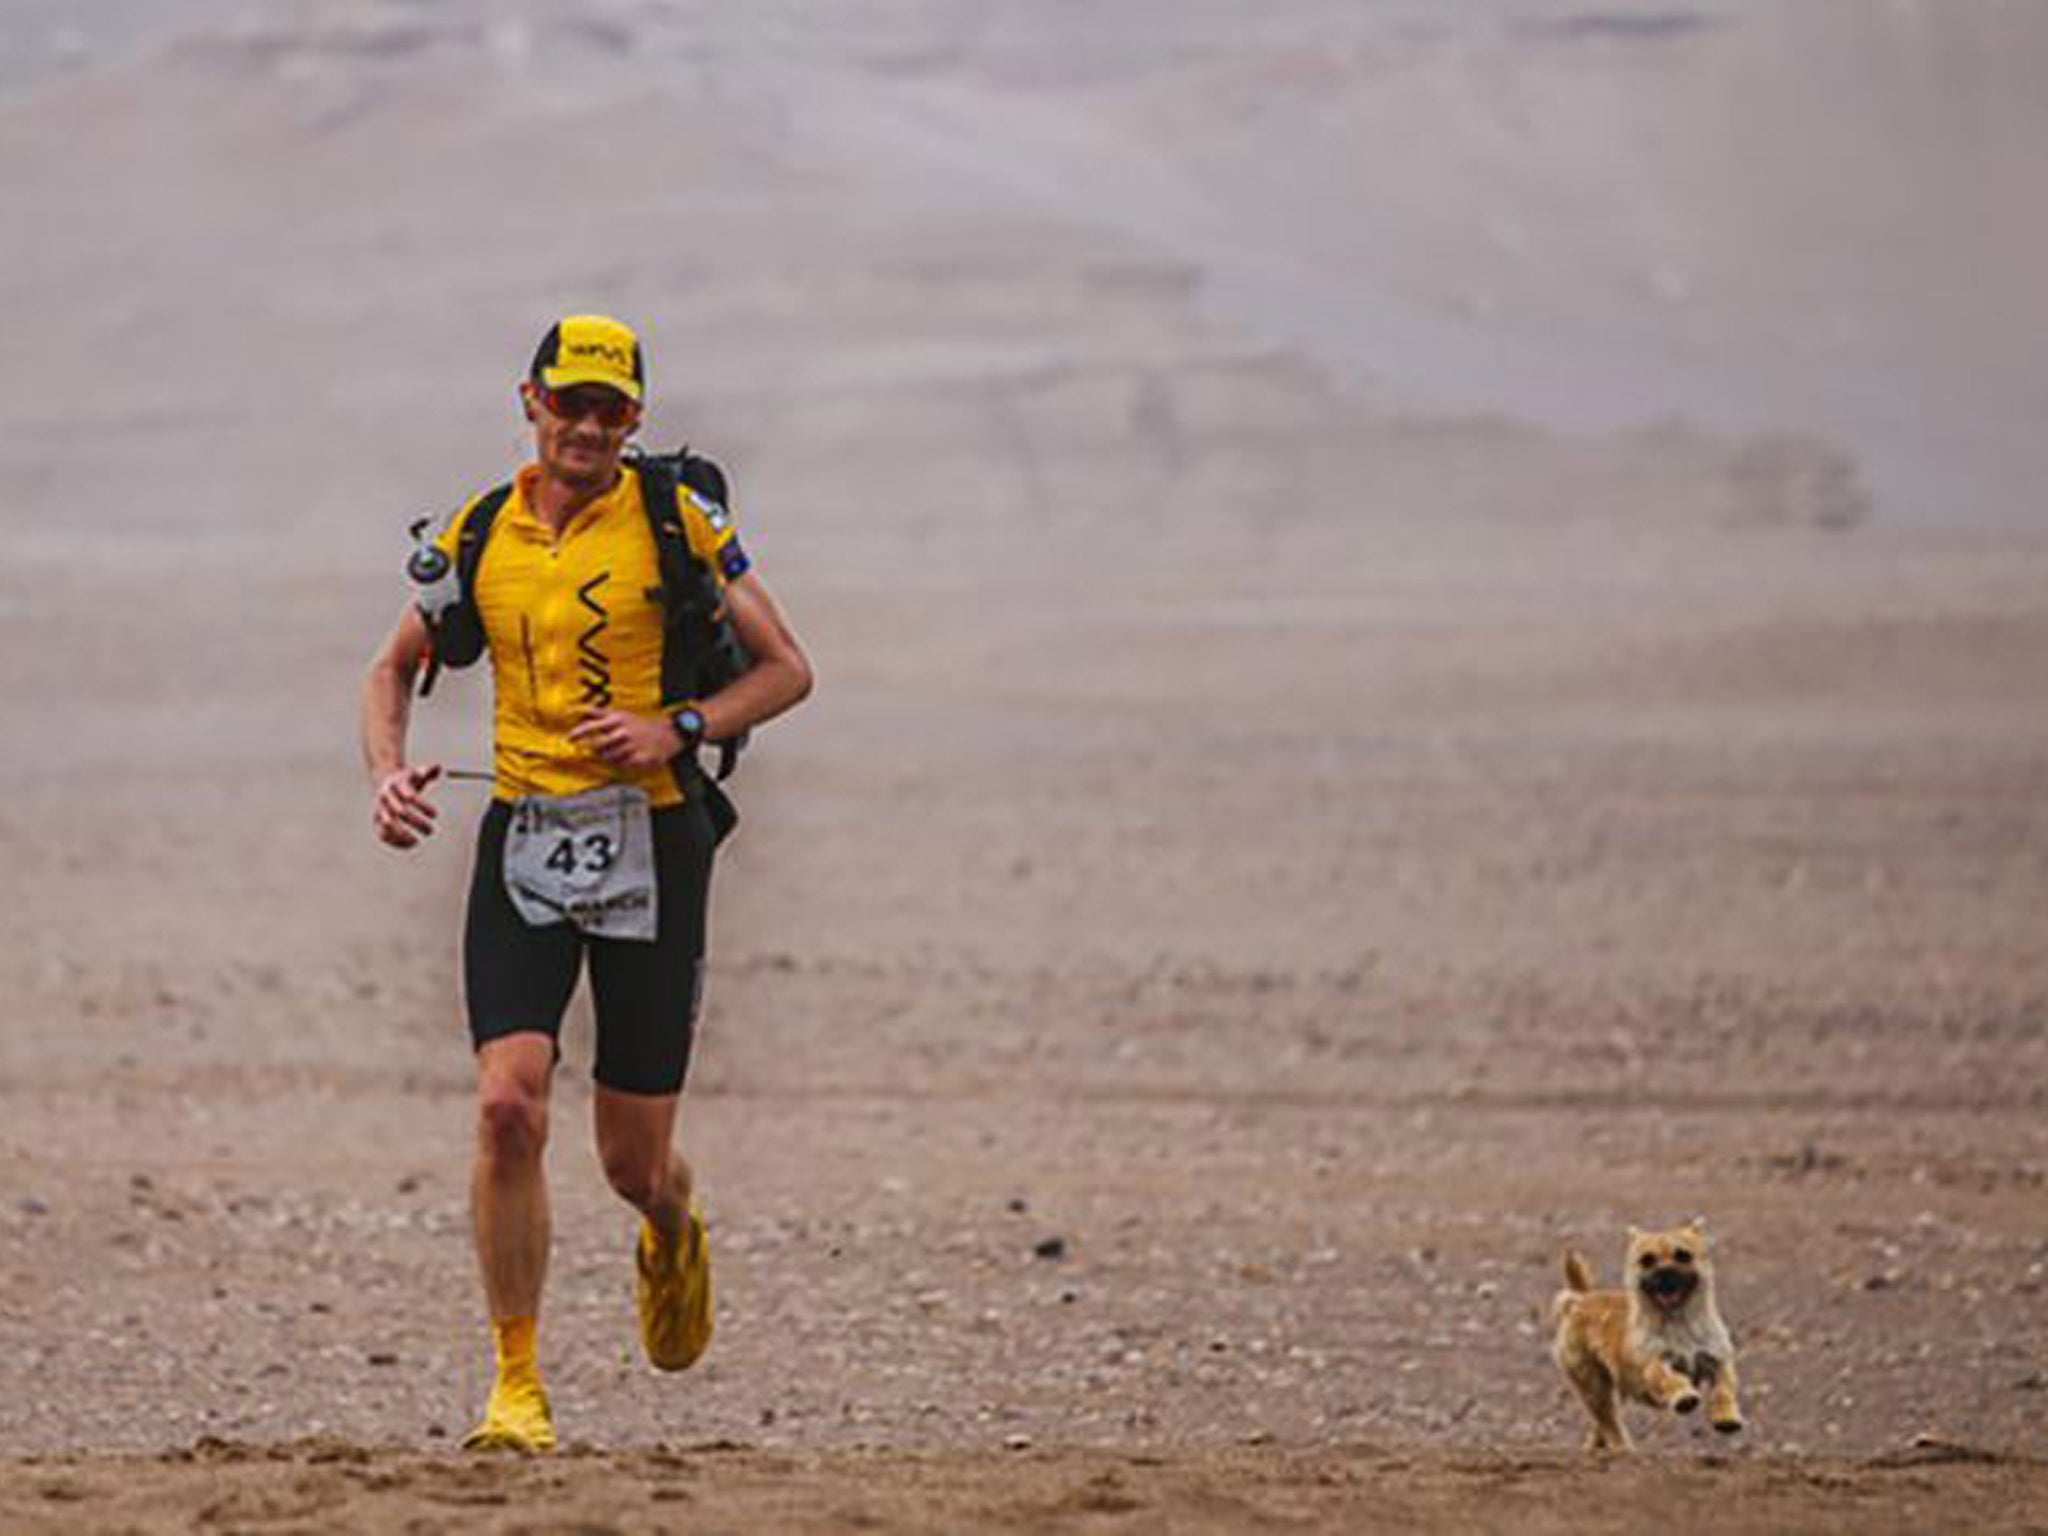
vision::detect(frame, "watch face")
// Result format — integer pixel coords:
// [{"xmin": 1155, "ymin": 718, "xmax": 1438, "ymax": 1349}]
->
[{"xmin": 674, "ymin": 709, "xmax": 704, "ymax": 737}]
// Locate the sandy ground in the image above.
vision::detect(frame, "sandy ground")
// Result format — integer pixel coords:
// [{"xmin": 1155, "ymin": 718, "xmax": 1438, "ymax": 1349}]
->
[
  {"xmin": 4, "ymin": 1440, "xmax": 2047, "ymax": 1536},
  {"xmin": 1, "ymin": 2, "xmax": 2045, "ymax": 1531}
]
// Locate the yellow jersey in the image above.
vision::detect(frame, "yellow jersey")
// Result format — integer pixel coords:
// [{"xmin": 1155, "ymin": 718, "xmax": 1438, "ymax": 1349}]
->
[{"xmin": 436, "ymin": 463, "xmax": 746, "ymax": 808}]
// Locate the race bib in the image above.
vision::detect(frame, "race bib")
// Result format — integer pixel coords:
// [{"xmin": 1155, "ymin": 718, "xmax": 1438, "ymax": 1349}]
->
[{"xmin": 502, "ymin": 785, "xmax": 657, "ymax": 942}]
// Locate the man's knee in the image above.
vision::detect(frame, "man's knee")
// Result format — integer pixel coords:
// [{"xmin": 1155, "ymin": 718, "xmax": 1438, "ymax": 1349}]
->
[
  {"xmin": 598, "ymin": 1144, "xmax": 669, "ymax": 1210},
  {"xmin": 477, "ymin": 1081, "xmax": 548, "ymax": 1164}
]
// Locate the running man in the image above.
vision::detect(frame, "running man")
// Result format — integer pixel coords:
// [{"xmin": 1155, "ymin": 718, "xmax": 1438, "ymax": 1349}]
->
[{"xmin": 358, "ymin": 315, "xmax": 814, "ymax": 1451}]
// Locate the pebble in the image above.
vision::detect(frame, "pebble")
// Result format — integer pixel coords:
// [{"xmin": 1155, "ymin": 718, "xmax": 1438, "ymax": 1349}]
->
[{"xmin": 1034, "ymin": 1236, "xmax": 1067, "ymax": 1261}]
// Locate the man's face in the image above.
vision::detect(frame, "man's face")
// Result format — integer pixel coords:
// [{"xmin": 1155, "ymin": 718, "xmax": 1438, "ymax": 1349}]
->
[{"xmin": 523, "ymin": 380, "xmax": 640, "ymax": 490}]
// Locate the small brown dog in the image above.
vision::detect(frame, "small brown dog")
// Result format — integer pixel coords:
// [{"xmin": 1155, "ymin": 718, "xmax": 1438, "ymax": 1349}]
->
[{"xmin": 1552, "ymin": 1220, "xmax": 1744, "ymax": 1451}]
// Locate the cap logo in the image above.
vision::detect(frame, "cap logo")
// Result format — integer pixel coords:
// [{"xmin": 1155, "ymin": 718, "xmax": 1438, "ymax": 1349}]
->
[{"xmin": 566, "ymin": 339, "xmax": 633, "ymax": 368}]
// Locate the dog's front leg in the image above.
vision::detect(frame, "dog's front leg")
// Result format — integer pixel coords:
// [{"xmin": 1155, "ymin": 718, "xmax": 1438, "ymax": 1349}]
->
[
  {"xmin": 1697, "ymin": 1353, "xmax": 1744, "ymax": 1434},
  {"xmin": 1644, "ymin": 1355, "xmax": 1701, "ymax": 1416}
]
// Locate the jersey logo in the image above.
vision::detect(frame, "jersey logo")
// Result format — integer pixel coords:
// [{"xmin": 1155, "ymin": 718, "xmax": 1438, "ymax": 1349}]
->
[
  {"xmin": 683, "ymin": 486, "xmax": 731, "ymax": 535},
  {"xmin": 576, "ymin": 572, "xmax": 613, "ymax": 709}
]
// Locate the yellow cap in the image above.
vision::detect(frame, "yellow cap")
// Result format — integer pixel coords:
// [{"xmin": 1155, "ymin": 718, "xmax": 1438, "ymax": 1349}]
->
[{"xmin": 529, "ymin": 314, "xmax": 644, "ymax": 401}]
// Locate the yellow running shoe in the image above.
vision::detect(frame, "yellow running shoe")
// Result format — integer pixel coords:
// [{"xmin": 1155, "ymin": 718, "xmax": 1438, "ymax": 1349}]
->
[
  {"xmin": 636, "ymin": 1206, "xmax": 713, "ymax": 1371},
  {"xmin": 460, "ymin": 1371, "xmax": 556, "ymax": 1454}
]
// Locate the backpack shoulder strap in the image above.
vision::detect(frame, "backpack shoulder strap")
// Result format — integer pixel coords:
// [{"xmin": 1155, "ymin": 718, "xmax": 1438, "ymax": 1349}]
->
[
  {"xmin": 413, "ymin": 482, "xmax": 512, "ymax": 698},
  {"xmin": 630, "ymin": 458, "xmax": 721, "ymax": 613},
  {"xmin": 630, "ymin": 456, "xmax": 751, "ymax": 799},
  {"xmin": 454, "ymin": 482, "xmax": 514, "ymax": 592}
]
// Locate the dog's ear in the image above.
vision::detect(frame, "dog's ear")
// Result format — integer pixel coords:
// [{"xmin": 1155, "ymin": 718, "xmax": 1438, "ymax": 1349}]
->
[{"xmin": 1684, "ymin": 1217, "xmax": 1712, "ymax": 1251}]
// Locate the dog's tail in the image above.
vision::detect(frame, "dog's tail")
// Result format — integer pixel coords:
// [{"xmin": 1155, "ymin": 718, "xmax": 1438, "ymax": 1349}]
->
[
  {"xmin": 1552, "ymin": 1249, "xmax": 1597, "ymax": 1327},
  {"xmin": 1561, "ymin": 1249, "xmax": 1595, "ymax": 1294}
]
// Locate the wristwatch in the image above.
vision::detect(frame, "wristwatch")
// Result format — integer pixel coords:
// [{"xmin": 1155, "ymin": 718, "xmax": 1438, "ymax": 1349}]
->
[{"xmin": 669, "ymin": 705, "xmax": 707, "ymax": 755}]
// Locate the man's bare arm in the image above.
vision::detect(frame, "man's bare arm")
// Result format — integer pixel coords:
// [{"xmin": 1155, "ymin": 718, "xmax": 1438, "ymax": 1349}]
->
[
  {"xmin": 360, "ymin": 606, "xmax": 442, "ymax": 847},
  {"xmin": 701, "ymin": 570, "xmax": 815, "ymax": 741}
]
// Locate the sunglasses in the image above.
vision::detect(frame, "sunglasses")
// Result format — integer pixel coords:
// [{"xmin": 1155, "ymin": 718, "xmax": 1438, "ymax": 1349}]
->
[{"xmin": 536, "ymin": 384, "xmax": 639, "ymax": 428}]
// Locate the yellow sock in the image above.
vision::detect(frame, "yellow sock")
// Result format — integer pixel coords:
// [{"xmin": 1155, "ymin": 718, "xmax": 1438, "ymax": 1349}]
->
[
  {"xmin": 466, "ymin": 1315, "xmax": 555, "ymax": 1454},
  {"xmin": 492, "ymin": 1316, "xmax": 538, "ymax": 1379}
]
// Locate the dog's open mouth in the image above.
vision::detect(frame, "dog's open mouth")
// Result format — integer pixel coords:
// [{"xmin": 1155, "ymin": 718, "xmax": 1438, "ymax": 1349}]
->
[{"xmin": 1640, "ymin": 1267, "xmax": 1697, "ymax": 1311}]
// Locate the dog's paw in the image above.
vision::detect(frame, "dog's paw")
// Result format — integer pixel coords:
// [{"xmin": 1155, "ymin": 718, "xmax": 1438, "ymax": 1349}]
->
[
  {"xmin": 1712, "ymin": 1415, "xmax": 1745, "ymax": 1435},
  {"xmin": 1672, "ymin": 1390, "xmax": 1701, "ymax": 1416}
]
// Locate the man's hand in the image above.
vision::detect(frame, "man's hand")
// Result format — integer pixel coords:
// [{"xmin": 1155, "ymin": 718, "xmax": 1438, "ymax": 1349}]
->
[
  {"xmin": 372, "ymin": 763, "xmax": 442, "ymax": 848},
  {"xmin": 568, "ymin": 709, "xmax": 683, "ymax": 772}
]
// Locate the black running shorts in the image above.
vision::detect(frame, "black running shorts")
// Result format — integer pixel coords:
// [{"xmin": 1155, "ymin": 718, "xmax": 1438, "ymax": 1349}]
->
[{"xmin": 464, "ymin": 796, "xmax": 716, "ymax": 1094}]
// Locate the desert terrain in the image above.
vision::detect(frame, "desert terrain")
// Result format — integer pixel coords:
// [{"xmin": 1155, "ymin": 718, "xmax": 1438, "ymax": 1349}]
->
[{"xmin": 0, "ymin": 2, "xmax": 2044, "ymax": 1531}]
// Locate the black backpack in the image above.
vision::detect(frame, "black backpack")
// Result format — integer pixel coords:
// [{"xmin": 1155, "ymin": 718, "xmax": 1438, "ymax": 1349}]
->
[{"xmin": 407, "ymin": 449, "xmax": 752, "ymax": 803}]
